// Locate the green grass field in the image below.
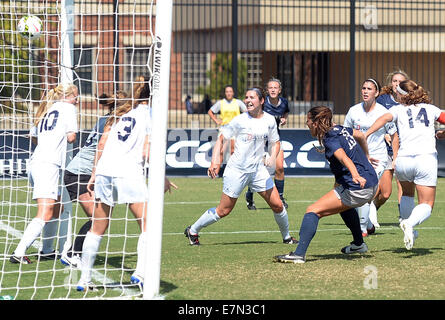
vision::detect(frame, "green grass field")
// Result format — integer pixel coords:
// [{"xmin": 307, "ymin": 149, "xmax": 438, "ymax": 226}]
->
[{"xmin": 1, "ymin": 177, "xmax": 445, "ymax": 300}]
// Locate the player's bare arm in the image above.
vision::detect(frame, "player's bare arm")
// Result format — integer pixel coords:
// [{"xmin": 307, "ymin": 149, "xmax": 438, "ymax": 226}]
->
[
  {"xmin": 334, "ymin": 148, "xmax": 366, "ymax": 188},
  {"xmin": 208, "ymin": 134, "xmax": 224, "ymax": 179},
  {"xmin": 364, "ymin": 112, "xmax": 393, "ymax": 139},
  {"xmin": 87, "ymin": 125, "xmax": 110, "ymax": 193}
]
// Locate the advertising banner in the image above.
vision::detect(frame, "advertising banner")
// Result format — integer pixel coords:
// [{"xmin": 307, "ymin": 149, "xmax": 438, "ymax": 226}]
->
[{"xmin": 2, "ymin": 129, "xmax": 445, "ymax": 177}]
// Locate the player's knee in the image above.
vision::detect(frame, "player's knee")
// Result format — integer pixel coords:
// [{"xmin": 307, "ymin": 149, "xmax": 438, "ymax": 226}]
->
[
  {"xmin": 275, "ymin": 167, "xmax": 284, "ymax": 177},
  {"xmin": 216, "ymin": 207, "xmax": 232, "ymax": 218},
  {"xmin": 380, "ymin": 190, "xmax": 391, "ymax": 201},
  {"xmin": 271, "ymin": 202, "xmax": 284, "ymax": 213}
]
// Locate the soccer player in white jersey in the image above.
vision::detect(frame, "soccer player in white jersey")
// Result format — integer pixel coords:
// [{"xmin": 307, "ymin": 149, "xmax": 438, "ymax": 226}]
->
[
  {"xmin": 365, "ymin": 79, "xmax": 445, "ymax": 250},
  {"xmin": 344, "ymin": 78, "xmax": 398, "ymax": 235},
  {"xmin": 76, "ymin": 76, "xmax": 176, "ymax": 291},
  {"xmin": 184, "ymin": 87, "xmax": 298, "ymax": 246},
  {"xmin": 10, "ymin": 83, "xmax": 79, "ymax": 264},
  {"xmin": 60, "ymin": 91, "xmax": 128, "ymax": 268}
]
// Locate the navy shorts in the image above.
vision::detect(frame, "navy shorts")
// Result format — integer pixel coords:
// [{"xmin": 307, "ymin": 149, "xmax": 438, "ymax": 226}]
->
[{"xmin": 64, "ymin": 170, "xmax": 91, "ymax": 201}]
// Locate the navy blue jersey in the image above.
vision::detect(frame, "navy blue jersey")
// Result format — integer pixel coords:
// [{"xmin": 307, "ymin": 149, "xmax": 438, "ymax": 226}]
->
[
  {"xmin": 376, "ymin": 93, "xmax": 398, "ymax": 110},
  {"xmin": 376, "ymin": 93, "xmax": 399, "ymax": 156},
  {"xmin": 263, "ymin": 96, "xmax": 290, "ymax": 136},
  {"xmin": 323, "ymin": 125, "xmax": 378, "ymax": 190}
]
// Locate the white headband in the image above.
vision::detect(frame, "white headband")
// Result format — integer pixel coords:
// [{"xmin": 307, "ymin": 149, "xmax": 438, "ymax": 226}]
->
[
  {"xmin": 366, "ymin": 78, "xmax": 379, "ymax": 92},
  {"xmin": 396, "ymin": 85, "xmax": 408, "ymax": 95}
]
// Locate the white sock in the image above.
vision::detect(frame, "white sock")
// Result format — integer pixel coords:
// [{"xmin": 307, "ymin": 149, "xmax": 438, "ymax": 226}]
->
[
  {"xmin": 79, "ymin": 232, "xmax": 102, "ymax": 283},
  {"xmin": 357, "ymin": 203, "xmax": 370, "ymax": 233},
  {"xmin": 14, "ymin": 218, "xmax": 45, "ymax": 257},
  {"xmin": 134, "ymin": 232, "xmax": 147, "ymax": 277},
  {"xmin": 190, "ymin": 207, "xmax": 220, "ymax": 234},
  {"xmin": 274, "ymin": 207, "xmax": 291, "ymax": 240},
  {"xmin": 400, "ymin": 196, "xmax": 415, "ymax": 220},
  {"xmin": 58, "ymin": 203, "xmax": 72, "ymax": 256},
  {"xmin": 41, "ymin": 218, "xmax": 59, "ymax": 254},
  {"xmin": 406, "ymin": 203, "xmax": 432, "ymax": 227},
  {"xmin": 368, "ymin": 201, "xmax": 379, "ymax": 227}
]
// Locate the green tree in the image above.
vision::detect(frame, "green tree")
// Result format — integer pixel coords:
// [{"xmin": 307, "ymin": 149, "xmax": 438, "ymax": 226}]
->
[
  {"xmin": 197, "ymin": 53, "xmax": 248, "ymax": 100},
  {"xmin": 0, "ymin": 10, "xmax": 44, "ymax": 111}
]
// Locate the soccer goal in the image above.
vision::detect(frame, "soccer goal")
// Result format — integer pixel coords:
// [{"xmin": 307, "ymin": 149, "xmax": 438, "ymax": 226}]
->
[{"xmin": 0, "ymin": 0, "xmax": 172, "ymax": 300}]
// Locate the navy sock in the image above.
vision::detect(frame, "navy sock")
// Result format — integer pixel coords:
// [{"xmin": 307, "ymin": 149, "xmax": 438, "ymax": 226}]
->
[
  {"xmin": 246, "ymin": 187, "xmax": 253, "ymax": 202},
  {"xmin": 72, "ymin": 220, "xmax": 92, "ymax": 257},
  {"xmin": 274, "ymin": 179, "xmax": 285, "ymax": 197},
  {"xmin": 294, "ymin": 212, "xmax": 319, "ymax": 257},
  {"xmin": 340, "ymin": 208, "xmax": 363, "ymax": 246}
]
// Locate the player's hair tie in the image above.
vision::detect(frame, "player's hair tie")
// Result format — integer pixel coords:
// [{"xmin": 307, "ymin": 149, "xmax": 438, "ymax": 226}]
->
[{"xmin": 396, "ymin": 85, "xmax": 408, "ymax": 95}]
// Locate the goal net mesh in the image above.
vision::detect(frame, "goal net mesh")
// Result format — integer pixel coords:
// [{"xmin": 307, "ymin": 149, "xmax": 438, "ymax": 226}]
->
[{"xmin": 0, "ymin": 0, "xmax": 156, "ymax": 299}]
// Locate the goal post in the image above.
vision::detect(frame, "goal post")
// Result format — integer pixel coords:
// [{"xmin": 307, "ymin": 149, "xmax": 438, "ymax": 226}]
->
[{"xmin": 143, "ymin": 0, "xmax": 173, "ymax": 300}]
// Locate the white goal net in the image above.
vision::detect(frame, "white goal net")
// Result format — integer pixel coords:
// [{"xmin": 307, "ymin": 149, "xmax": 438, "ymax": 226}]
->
[{"xmin": 0, "ymin": 0, "xmax": 169, "ymax": 300}]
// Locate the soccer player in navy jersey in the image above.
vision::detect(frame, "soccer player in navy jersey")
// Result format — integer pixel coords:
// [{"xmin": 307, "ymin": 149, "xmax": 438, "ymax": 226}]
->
[
  {"xmin": 245, "ymin": 78, "xmax": 290, "ymax": 210},
  {"xmin": 274, "ymin": 106, "xmax": 378, "ymax": 263}
]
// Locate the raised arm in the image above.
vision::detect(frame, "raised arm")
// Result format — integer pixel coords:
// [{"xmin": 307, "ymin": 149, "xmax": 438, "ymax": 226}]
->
[{"xmin": 364, "ymin": 112, "xmax": 394, "ymax": 140}]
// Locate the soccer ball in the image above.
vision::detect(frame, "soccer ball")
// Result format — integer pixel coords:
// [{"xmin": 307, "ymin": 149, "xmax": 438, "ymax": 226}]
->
[{"xmin": 17, "ymin": 15, "xmax": 43, "ymax": 40}]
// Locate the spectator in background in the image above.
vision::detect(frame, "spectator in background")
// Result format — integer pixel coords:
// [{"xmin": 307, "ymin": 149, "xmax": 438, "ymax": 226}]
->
[
  {"xmin": 202, "ymin": 94, "xmax": 212, "ymax": 113},
  {"xmin": 185, "ymin": 95, "xmax": 193, "ymax": 114}
]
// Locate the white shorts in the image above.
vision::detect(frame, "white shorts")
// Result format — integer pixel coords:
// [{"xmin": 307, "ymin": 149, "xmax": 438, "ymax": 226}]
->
[
  {"xmin": 395, "ymin": 153, "xmax": 438, "ymax": 186},
  {"xmin": 374, "ymin": 155, "xmax": 391, "ymax": 179},
  {"xmin": 222, "ymin": 165, "xmax": 274, "ymax": 198},
  {"xmin": 95, "ymin": 175, "xmax": 149, "ymax": 207},
  {"xmin": 28, "ymin": 162, "xmax": 61, "ymax": 200}
]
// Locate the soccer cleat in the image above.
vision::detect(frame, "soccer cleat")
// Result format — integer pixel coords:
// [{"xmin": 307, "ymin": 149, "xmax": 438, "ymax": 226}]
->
[
  {"xmin": 38, "ymin": 250, "xmax": 58, "ymax": 261},
  {"xmin": 341, "ymin": 242, "xmax": 368, "ymax": 254},
  {"xmin": 246, "ymin": 201, "xmax": 257, "ymax": 210},
  {"xmin": 400, "ymin": 220, "xmax": 415, "ymax": 250},
  {"xmin": 362, "ymin": 232, "xmax": 368, "ymax": 238},
  {"xmin": 76, "ymin": 281, "xmax": 98, "ymax": 292},
  {"xmin": 9, "ymin": 254, "xmax": 32, "ymax": 264},
  {"xmin": 280, "ymin": 196, "xmax": 289, "ymax": 209},
  {"xmin": 61, "ymin": 254, "xmax": 81, "ymax": 269},
  {"xmin": 130, "ymin": 274, "xmax": 144, "ymax": 288},
  {"xmin": 283, "ymin": 237, "xmax": 299, "ymax": 244},
  {"xmin": 184, "ymin": 226, "xmax": 200, "ymax": 246},
  {"xmin": 367, "ymin": 224, "xmax": 376, "ymax": 235},
  {"xmin": 274, "ymin": 252, "xmax": 305, "ymax": 264}
]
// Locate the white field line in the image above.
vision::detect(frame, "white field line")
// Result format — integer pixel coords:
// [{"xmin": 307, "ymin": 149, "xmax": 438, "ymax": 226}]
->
[
  {"xmin": 164, "ymin": 199, "xmax": 445, "ymax": 205},
  {"xmin": 164, "ymin": 225, "xmax": 445, "ymax": 236},
  {"xmin": 0, "ymin": 221, "xmax": 141, "ymax": 298}
]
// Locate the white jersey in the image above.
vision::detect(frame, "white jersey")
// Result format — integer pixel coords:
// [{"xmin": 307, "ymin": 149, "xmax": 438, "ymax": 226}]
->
[
  {"xmin": 344, "ymin": 102, "xmax": 396, "ymax": 162},
  {"xmin": 390, "ymin": 103, "xmax": 442, "ymax": 157},
  {"xmin": 221, "ymin": 112, "xmax": 279, "ymax": 173},
  {"xmin": 96, "ymin": 104, "xmax": 152, "ymax": 178},
  {"xmin": 30, "ymin": 101, "xmax": 78, "ymax": 167}
]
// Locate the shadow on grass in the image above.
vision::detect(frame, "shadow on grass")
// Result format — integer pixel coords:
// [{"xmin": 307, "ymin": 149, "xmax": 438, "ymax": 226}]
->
[
  {"xmin": 214, "ymin": 240, "xmax": 277, "ymax": 245},
  {"xmin": 309, "ymin": 253, "xmax": 373, "ymax": 262},
  {"xmin": 379, "ymin": 247, "xmax": 444, "ymax": 258}
]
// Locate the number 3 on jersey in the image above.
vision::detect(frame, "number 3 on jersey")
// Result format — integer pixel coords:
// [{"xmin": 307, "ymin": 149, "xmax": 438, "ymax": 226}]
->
[
  {"xmin": 117, "ymin": 117, "xmax": 136, "ymax": 142},
  {"xmin": 407, "ymin": 107, "xmax": 430, "ymax": 128}
]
